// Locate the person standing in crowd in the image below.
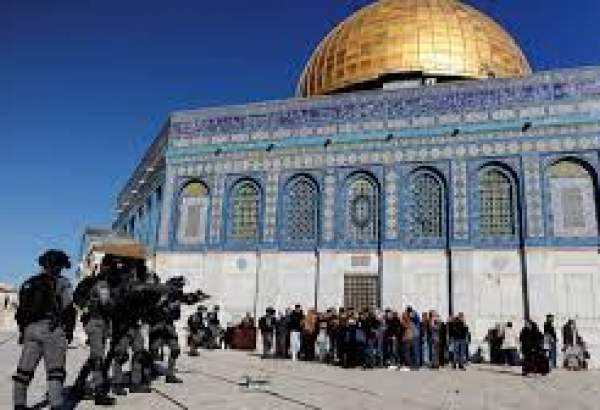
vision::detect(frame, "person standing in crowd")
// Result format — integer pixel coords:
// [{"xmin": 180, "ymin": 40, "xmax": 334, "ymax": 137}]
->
[
  {"xmin": 275, "ymin": 309, "xmax": 289, "ymax": 358},
  {"xmin": 421, "ymin": 312, "xmax": 431, "ymax": 368},
  {"xmin": 384, "ymin": 310, "xmax": 401, "ymax": 368},
  {"xmin": 543, "ymin": 314, "xmax": 557, "ymax": 369},
  {"xmin": 408, "ymin": 307, "xmax": 421, "ymax": 368},
  {"xmin": 502, "ymin": 322, "xmax": 519, "ymax": 366},
  {"xmin": 400, "ymin": 310, "xmax": 413, "ymax": 370},
  {"xmin": 315, "ymin": 320, "xmax": 330, "ymax": 363},
  {"xmin": 302, "ymin": 309, "xmax": 318, "ymax": 361},
  {"xmin": 562, "ymin": 318, "xmax": 586, "ymax": 370},
  {"xmin": 373, "ymin": 310, "xmax": 386, "ymax": 367},
  {"xmin": 449, "ymin": 313, "xmax": 469, "ymax": 370},
  {"xmin": 325, "ymin": 308, "xmax": 339, "ymax": 363},
  {"xmin": 258, "ymin": 307, "xmax": 276, "ymax": 358},
  {"xmin": 429, "ymin": 311, "xmax": 441, "ymax": 369},
  {"xmin": 289, "ymin": 305, "xmax": 304, "ymax": 362},
  {"xmin": 520, "ymin": 320, "xmax": 548, "ymax": 376},
  {"xmin": 14, "ymin": 250, "xmax": 76, "ymax": 410}
]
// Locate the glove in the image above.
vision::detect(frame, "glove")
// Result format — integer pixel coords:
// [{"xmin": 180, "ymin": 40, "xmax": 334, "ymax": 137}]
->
[
  {"xmin": 18, "ymin": 332, "xmax": 24, "ymax": 345},
  {"xmin": 66, "ymin": 332, "xmax": 73, "ymax": 345}
]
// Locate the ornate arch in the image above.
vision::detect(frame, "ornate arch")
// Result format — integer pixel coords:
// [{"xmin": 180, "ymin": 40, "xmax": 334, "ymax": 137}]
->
[
  {"xmin": 545, "ymin": 157, "xmax": 599, "ymax": 239},
  {"xmin": 176, "ymin": 180, "xmax": 211, "ymax": 245}
]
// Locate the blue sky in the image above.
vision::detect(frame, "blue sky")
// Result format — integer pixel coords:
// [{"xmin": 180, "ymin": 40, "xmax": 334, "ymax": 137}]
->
[{"xmin": 1, "ymin": 0, "xmax": 599, "ymax": 285}]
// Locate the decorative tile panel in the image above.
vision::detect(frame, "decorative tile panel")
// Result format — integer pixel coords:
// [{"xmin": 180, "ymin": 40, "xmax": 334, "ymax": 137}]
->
[
  {"xmin": 265, "ymin": 172, "xmax": 279, "ymax": 241},
  {"xmin": 323, "ymin": 171, "xmax": 336, "ymax": 242},
  {"xmin": 210, "ymin": 175, "xmax": 224, "ymax": 242},
  {"xmin": 452, "ymin": 160, "xmax": 468, "ymax": 240},
  {"xmin": 384, "ymin": 167, "xmax": 398, "ymax": 240}
]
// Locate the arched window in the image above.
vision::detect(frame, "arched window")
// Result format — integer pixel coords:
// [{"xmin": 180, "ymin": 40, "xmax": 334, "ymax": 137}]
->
[
  {"xmin": 549, "ymin": 160, "xmax": 598, "ymax": 237},
  {"xmin": 346, "ymin": 174, "xmax": 379, "ymax": 241},
  {"xmin": 230, "ymin": 180, "xmax": 261, "ymax": 242},
  {"xmin": 478, "ymin": 168, "xmax": 516, "ymax": 237},
  {"xmin": 409, "ymin": 171, "xmax": 444, "ymax": 239},
  {"xmin": 177, "ymin": 181, "xmax": 210, "ymax": 244},
  {"xmin": 282, "ymin": 175, "xmax": 319, "ymax": 243}
]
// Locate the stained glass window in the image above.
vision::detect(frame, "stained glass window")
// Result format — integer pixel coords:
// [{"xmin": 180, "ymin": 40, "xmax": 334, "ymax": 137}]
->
[
  {"xmin": 231, "ymin": 180, "xmax": 260, "ymax": 241},
  {"xmin": 478, "ymin": 169, "xmax": 515, "ymax": 237},
  {"xmin": 177, "ymin": 181, "xmax": 209, "ymax": 244},
  {"xmin": 409, "ymin": 172, "xmax": 444, "ymax": 238},
  {"xmin": 549, "ymin": 161, "xmax": 598, "ymax": 237},
  {"xmin": 283, "ymin": 176, "xmax": 319, "ymax": 242},
  {"xmin": 346, "ymin": 175, "xmax": 379, "ymax": 241}
]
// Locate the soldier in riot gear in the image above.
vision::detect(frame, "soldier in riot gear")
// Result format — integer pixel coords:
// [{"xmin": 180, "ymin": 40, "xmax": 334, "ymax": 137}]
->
[
  {"xmin": 206, "ymin": 305, "xmax": 223, "ymax": 349},
  {"xmin": 109, "ymin": 258, "xmax": 154, "ymax": 395},
  {"xmin": 187, "ymin": 305, "xmax": 207, "ymax": 356},
  {"xmin": 259, "ymin": 307, "xmax": 277, "ymax": 358},
  {"xmin": 148, "ymin": 276, "xmax": 208, "ymax": 383},
  {"xmin": 71, "ymin": 257, "xmax": 117, "ymax": 405},
  {"xmin": 13, "ymin": 250, "xmax": 76, "ymax": 410}
]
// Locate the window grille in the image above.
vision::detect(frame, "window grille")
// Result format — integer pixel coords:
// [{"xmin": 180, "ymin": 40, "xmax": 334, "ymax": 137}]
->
[
  {"xmin": 409, "ymin": 172, "xmax": 444, "ymax": 238},
  {"xmin": 231, "ymin": 180, "xmax": 260, "ymax": 241},
  {"xmin": 283, "ymin": 176, "xmax": 318, "ymax": 242},
  {"xmin": 478, "ymin": 169, "xmax": 515, "ymax": 236},
  {"xmin": 346, "ymin": 175, "xmax": 379, "ymax": 241},
  {"xmin": 344, "ymin": 275, "xmax": 379, "ymax": 310}
]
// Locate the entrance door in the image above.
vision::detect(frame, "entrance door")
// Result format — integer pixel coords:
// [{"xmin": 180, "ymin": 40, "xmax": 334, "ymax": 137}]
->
[{"xmin": 344, "ymin": 275, "xmax": 379, "ymax": 311}]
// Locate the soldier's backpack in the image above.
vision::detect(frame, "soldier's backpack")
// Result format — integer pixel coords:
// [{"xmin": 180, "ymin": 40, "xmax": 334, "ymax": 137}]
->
[{"xmin": 16, "ymin": 274, "xmax": 61, "ymax": 328}]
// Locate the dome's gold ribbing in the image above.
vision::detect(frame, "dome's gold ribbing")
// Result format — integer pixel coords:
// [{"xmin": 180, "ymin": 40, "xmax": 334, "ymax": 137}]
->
[{"xmin": 298, "ymin": 0, "xmax": 531, "ymax": 97}]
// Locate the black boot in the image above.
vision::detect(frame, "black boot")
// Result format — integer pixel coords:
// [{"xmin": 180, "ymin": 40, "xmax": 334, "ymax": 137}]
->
[
  {"xmin": 129, "ymin": 384, "xmax": 152, "ymax": 393},
  {"xmin": 94, "ymin": 391, "xmax": 116, "ymax": 406},
  {"xmin": 112, "ymin": 384, "xmax": 128, "ymax": 396},
  {"xmin": 165, "ymin": 375, "xmax": 183, "ymax": 384}
]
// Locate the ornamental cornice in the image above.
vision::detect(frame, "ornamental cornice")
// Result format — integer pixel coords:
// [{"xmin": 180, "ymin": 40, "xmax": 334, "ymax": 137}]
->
[
  {"xmin": 168, "ymin": 134, "xmax": 600, "ymax": 178},
  {"xmin": 170, "ymin": 67, "xmax": 600, "ymax": 141}
]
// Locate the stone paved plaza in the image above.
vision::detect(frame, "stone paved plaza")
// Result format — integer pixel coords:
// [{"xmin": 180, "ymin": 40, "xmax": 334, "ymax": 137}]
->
[{"xmin": 1, "ymin": 332, "xmax": 599, "ymax": 410}]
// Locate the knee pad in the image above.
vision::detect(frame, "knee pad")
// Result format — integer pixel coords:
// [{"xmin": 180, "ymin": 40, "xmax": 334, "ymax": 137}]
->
[
  {"xmin": 12, "ymin": 368, "xmax": 34, "ymax": 385},
  {"xmin": 170, "ymin": 346, "xmax": 181, "ymax": 359},
  {"xmin": 47, "ymin": 367, "xmax": 66, "ymax": 382}
]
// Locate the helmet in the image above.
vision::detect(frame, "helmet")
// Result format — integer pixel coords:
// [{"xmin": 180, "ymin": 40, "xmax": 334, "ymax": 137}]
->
[{"xmin": 38, "ymin": 250, "xmax": 71, "ymax": 270}]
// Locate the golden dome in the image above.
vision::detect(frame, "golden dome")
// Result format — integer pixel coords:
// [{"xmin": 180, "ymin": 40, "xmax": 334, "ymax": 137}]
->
[{"xmin": 297, "ymin": 0, "xmax": 531, "ymax": 97}]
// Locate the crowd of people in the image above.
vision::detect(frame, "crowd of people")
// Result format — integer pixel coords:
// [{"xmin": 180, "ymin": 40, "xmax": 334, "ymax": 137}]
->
[
  {"xmin": 486, "ymin": 315, "xmax": 590, "ymax": 372},
  {"xmin": 254, "ymin": 305, "xmax": 471, "ymax": 371},
  {"xmin": 251, "ymin": 305, "xmax": 590, "ymax": 375}
]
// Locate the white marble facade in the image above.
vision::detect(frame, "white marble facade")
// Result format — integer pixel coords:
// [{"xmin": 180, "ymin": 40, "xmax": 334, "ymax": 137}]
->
[{"xmin": 154, "ymin": 247, "xmax": 600, "ymax": 368}]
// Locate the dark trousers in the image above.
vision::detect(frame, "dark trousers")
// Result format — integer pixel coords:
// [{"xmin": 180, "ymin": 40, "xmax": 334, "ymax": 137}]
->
[{"xmin": 261, "ymin": 331, "xmax": 273, "ymax": 357}]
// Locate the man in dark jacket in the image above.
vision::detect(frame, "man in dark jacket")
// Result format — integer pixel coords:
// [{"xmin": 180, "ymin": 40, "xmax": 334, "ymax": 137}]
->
[
  {"xmin": 449, "ymin": 313, "xmax": 469, "ymax": 370},
  {"xmin": 289, "ymin": 305, "xmax": 304, "ymax": 361}
]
